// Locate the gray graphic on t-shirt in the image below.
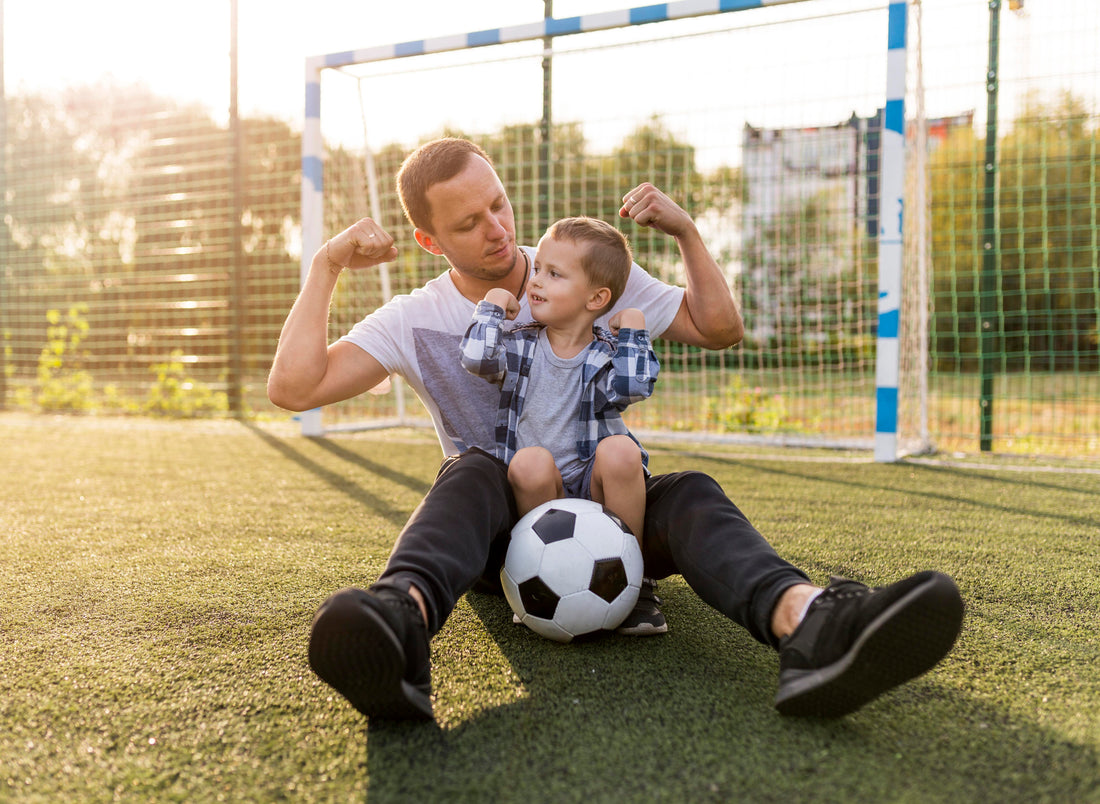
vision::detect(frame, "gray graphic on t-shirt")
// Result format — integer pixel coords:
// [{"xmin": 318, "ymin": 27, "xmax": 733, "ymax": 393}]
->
[{"xmin": 413, "ymin": 327, "xmax": 499, "ymax": 454}]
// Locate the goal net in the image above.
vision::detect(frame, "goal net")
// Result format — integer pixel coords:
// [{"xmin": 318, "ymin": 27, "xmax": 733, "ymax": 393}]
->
[{"xmin": 303, "ymin": 0, "xmax": 921, "ymax": 459}]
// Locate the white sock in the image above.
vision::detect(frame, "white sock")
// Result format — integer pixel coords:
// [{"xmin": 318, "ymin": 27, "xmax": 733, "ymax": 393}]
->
[{"xmin": 796, "ymin": 589, "xmax": 824, "ymax": 624}]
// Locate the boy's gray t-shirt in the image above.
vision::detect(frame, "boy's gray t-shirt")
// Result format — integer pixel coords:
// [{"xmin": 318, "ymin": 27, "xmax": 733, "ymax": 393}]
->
[{"xmin": 514, "ymin": 328, "xmax": 588, "ymax": 488}]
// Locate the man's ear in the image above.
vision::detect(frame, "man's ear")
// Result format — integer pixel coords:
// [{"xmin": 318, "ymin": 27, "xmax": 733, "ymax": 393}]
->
[
  {"xmin": 413, "ymin": 228, "xmax": 443, "ymax": 256},
  {"xmin": 586, "ymin": 287, "xmax": 612, "ymax": 313}
]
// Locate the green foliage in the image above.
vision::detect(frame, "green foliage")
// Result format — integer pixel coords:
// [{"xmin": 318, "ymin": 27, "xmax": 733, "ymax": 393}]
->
[
  {"xmin": 704, "ymin": 375, "xmax": 793, "ymax": 433},
  {"xmin": 29, "ymin": 306, "xmax": 229, "ymax": 417},
  {"xmin": 100, "ymin": 383, "xmax": 141, "ymax": 415},
  {"xmin": 929, "ymin": 91, "xmax": 1100, "ymax": 372},
  {"xmin": 144, "ymin": 350, "xmax": 228, "ymax": 418},
  {"xmin": 35, "ymin": 304, "xmax": 95, "ymax": 413},
  {"xmin": 3, "ymin": 329, "xmax": 13, "ymax": 380}
]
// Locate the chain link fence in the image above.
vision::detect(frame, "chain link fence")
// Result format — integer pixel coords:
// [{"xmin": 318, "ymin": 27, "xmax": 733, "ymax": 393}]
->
[{"xmin": 2, "ymin": 0, "xmax": 1097, "ymax": 460}]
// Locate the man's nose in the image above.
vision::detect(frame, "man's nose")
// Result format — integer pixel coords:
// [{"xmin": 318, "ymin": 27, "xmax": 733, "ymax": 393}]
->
[{"xmin": 485, "ymin": 215, "xmax": 507, "ymax": 240}]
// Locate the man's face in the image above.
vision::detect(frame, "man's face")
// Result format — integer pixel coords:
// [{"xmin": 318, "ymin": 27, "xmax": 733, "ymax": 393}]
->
[{"xmin": 419, "ymin": 155, "xmax": 518, "ymax": 282}]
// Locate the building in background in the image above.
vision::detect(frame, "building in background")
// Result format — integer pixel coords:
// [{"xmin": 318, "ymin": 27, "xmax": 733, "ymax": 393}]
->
[{"xmin": 740, "ymin": 110, "xmax": 973, "ymax": 343}]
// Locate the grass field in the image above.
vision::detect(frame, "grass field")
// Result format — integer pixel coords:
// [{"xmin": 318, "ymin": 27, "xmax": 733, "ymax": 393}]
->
[{"xmin": 1, "ymin": 413, "xmax": 1098, "ymax": 802}]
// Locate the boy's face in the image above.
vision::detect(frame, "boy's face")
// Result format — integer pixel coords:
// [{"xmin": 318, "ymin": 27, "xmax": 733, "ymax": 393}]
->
[{"xmin": 529, "ymin": 235, "xmax": 607, "ymax": 328}]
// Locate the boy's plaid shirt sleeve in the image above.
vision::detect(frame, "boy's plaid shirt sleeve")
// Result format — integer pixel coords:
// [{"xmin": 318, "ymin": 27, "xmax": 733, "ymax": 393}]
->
[
  {"xmin": 577, "ymin": 326, "xmax": 659, "ymax": 470},
  {"xmin": 601, "ymin": 326, "xmax": 659, "ymax": 409},
  {"xmin": 460, "ymin": 300, "xmax": 509, "ymax": 384}
]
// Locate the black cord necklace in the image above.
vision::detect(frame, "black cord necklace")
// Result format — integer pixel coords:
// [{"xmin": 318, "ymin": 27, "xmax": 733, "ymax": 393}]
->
[{"xmin": 516, "ymin": 248, "xmax": 530, "ymax": 300}]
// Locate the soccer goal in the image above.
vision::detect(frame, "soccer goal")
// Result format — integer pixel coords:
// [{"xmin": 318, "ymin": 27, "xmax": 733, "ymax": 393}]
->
[{"xmin": 300, "ymin": 0, "xmax": 919, "ymax": 462}]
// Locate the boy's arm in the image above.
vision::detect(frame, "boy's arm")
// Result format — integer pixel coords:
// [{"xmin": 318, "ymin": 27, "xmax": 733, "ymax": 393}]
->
[
  {"xmin": 460, "ymin": 301, "xmax": 510, "ymax": 385},
  {"xmin": 605, "ymin": 310, "xmax": 659, "ymax": 406}
]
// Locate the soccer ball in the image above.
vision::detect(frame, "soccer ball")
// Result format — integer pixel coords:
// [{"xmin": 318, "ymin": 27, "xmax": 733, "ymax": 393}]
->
[{"xmin": 501, "ymin": 498, "xmax": 644, "ymax": 642}]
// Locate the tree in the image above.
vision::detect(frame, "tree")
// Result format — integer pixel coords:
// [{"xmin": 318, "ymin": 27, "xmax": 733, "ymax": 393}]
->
[{"xmin": 928, "ymin": 90, "xmax": 1099, "ymax": 372}]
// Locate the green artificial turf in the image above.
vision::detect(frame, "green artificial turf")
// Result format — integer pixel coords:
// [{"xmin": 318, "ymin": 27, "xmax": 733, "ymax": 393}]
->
[{"xmin": 1, "ymin": 414, "xmax": 1097, "ymax": 802}]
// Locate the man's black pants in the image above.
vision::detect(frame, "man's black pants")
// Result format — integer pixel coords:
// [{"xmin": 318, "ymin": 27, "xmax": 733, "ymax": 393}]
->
[{"xmin": 378, "ymin": 447, "xmax": 809, "ymax": 649}]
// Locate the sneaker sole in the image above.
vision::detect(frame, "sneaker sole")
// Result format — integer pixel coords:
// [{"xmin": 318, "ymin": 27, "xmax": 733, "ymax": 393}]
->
[
  {"xmin": 774, "ymin": 572, "xmax": 964, "ymax": 718},
  {"xmin": 616, "ymin": 621, "xmax": 669, "ymax": 636},
  {"xmin": 308, "ymin": 591, "xmax": 433, "ymax": 721}
]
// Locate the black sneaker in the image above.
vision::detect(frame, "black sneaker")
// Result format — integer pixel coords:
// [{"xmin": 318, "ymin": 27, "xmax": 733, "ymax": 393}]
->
[
  {"xmin": 774, "ymin": 571, "xmax": 964, "ymax": 717},
  {"xmin": 616, "ymin": 578, "xmax": 669, "ymax": 636},
  {"xmin": 308, "ymin": 585, "xmax": 433, "ymax": 720}
]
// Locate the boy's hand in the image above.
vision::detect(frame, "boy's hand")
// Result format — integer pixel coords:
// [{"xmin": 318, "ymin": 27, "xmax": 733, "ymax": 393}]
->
[
  {"xmin": 484, "ymin": 288, "xmax": 520, "ymax": 320},
  {"xmin": 609, "ymin": 307, "xmax": 646, "ymax": 334}
]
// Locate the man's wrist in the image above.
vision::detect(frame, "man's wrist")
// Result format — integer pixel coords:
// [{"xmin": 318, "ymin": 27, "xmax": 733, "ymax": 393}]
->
[{"xmin": 324, "ymin": 241, "xmax": 346, "ymax": 276}]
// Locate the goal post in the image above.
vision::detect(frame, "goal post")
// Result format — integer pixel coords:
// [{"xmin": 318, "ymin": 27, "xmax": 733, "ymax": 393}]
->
[
  {"xmin": 300, "ymin": 0, "xmax": 912, "ymax": 461},
  {"xmin": 875, "ymin": 0, "xmax": 909, "ymax": 461}
]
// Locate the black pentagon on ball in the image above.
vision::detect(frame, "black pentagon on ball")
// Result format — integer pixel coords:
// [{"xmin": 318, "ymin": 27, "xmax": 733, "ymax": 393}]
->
[
  {"xmin": 531, "ymin": 508, "xmax": 576, "ymax": 545},
  {"xmin": 601, "ymin": 509, "xmax": 633, "ymax": 535},
  {"xmin": 518, "ymin": 576, "xmax": 560, "ymax": 619},
  {"xmin": 589, "ymin": 557, "xmax": 628, "ymax": 603}
]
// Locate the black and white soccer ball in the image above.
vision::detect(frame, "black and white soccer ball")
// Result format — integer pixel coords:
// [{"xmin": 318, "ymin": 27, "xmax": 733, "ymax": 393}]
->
[{"xmin": 501, "ymin": 498, "xmax": 643, "ymax": 642}]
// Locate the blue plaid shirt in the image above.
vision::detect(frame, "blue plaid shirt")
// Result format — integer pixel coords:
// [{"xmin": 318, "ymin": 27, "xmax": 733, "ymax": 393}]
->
[{"xmin": 460, "ymin": 300, "xmax": 659, "ymax": 468}]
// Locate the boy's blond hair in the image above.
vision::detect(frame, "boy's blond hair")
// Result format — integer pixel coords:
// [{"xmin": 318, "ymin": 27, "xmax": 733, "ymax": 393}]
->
[{"xmin": 543, "ymin": 217, "xmax": 633, "ymax": 310}]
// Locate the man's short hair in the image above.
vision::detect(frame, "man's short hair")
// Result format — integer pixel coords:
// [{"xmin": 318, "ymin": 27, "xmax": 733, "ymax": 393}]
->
[
  {"xmin": 396, "ymin": 138, "xmax": 493, "ymax": 232},
  {"xmin": 544, "ymin": 217, "xmax": 634, "ymax": 309}
]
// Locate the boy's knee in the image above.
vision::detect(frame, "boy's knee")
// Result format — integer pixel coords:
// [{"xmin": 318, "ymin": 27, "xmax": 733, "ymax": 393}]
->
[
  {"xmin": 508, "ymin": 446, "xmax": 557, "ymax": 488},
  {"xmin": 594, "ymin": 435, "xmax": 642, "ymax": 472}
]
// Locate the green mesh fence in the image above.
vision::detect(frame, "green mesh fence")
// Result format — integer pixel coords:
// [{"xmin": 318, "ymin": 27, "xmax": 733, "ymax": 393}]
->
[
  {"xmin": 905, "ymin": 0, "xmax": 1100, "ymax": 457},
  {"xmin": 1, "ymin": 0, "xmax": 1097, "ymax": 460},
  {"xmin": 1, "ymin": 89, "xmax": 301, "ymax": 418}
]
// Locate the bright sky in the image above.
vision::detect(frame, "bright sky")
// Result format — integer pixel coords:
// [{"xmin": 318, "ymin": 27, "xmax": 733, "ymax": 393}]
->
[
  {"xmin": 3, "ymin": 0, "xmax": 633, "ymax": 118},
  {"xmin": 3, "ymin": 0, "xmax": 1094, "ymax": 155}
]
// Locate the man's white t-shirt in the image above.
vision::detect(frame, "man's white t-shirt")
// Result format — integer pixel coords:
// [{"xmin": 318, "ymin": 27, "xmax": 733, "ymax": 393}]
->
[{"xmin": 339, "ymin": 245, "xmax": 684, "ymax": 457}]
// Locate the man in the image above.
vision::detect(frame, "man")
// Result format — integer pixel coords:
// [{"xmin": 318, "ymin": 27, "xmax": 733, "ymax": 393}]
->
[{"xmin": 268, "ymin": 138, "xmax": 963, "ymax": 721}]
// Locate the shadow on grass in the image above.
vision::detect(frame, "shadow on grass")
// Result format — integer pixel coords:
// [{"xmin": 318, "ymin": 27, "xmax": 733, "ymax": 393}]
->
[
  {"xmin": 240, "ymin": 423, "xmax": 430, "ymax": 528},
  {"xmin": 911, "ymin": 461, "xmax": 1100, "ymax": 500},
  {"xmin": 669, "ymin": 451, "xmax": 1100, "ymax": 531},
  {"xmin": 362, "ymin": 590, "xmax": 1098, "ymax": 802},
  {"xmin": 307, "ymin": 437, "xmax": 433, "ymax": 498}
]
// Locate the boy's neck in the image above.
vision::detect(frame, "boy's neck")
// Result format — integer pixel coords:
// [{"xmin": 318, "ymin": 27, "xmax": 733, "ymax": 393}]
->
[{"xmin": 542, "ymin": 316, "xmax": 599, "ymax": 359}]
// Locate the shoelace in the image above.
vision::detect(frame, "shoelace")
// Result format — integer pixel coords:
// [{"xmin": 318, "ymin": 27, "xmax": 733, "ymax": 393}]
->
[
  {"xmin": 640, "ymin": 579, "xmax": 662, "ymax": 605},
  {"xmin": 817, "ymin": 577, "xmax": 870, "ymax": 605}
]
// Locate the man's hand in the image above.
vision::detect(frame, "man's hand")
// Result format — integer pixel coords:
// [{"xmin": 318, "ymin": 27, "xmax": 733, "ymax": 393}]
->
[
  {"xmin": 618, "ymin": 183, "xmax": 742, "ymax": 350},
  {"xmin": 483, "ymin": 288, "xmax": 520, "ymax": 321},
  {"xmin": 618, "ymin": 183, "xmax": 694, "ymax": 239},
  {"xmin": 609, "ymin": 307, "xmax": 646, "ymax": 334},
  {"xmin": 325, "ymin": 218, "xmax": 398, "ymax": 271}
]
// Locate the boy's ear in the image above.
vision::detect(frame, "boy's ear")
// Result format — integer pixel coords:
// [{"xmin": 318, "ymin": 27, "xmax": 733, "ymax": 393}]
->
[
  {"xmin": 586, "ymin": 287, "xmax": 612, "ymax": 313},
  {"xmin": 413, "ymin": 228, "xmax": 443, "ymax": 256}
]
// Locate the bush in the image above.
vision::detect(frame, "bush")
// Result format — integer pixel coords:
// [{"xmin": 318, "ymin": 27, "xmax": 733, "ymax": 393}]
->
[
  {"xmin": 704, "ymin": 376, "xmax": 793, "ymax": 433},
  {"xmin": 144, "ymin": 351, "xmax": 228, "ymax": 417},
  {"xmin": 36, "ymin": 304, "xmax": 95, "ymax": 413}
]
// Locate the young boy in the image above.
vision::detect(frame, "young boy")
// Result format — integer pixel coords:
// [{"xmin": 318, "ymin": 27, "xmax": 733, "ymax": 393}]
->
[{"xmin": 460, "ymin": 216, "xmax": 666, "ymax": 635}]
